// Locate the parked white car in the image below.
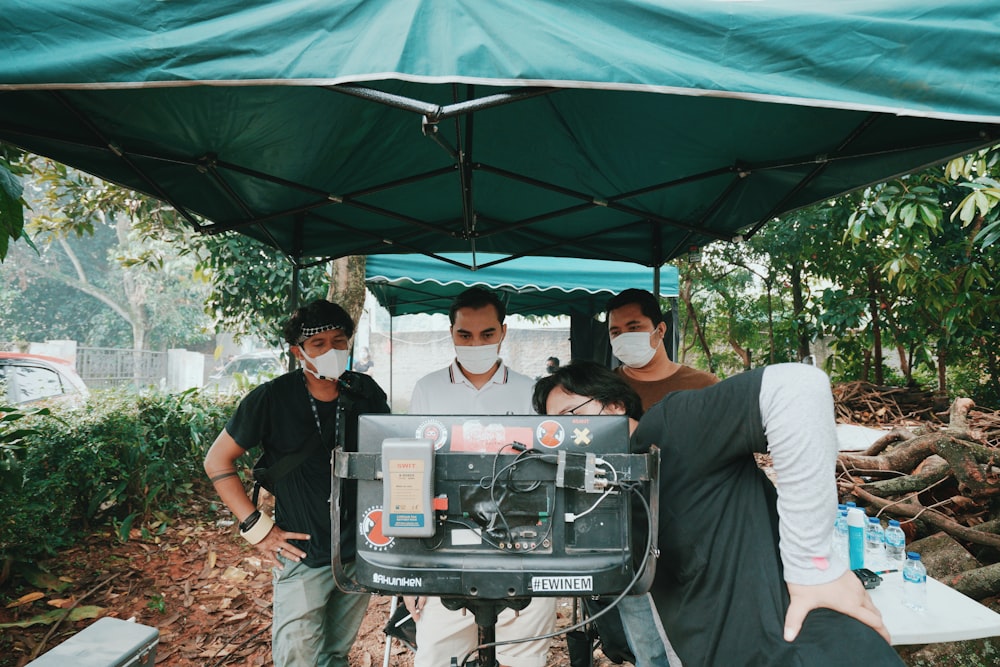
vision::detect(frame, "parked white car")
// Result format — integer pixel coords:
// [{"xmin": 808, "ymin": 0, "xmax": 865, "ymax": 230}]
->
[
  {"xmin": 0, "ymin": 352, "xmax": 90, "ymax": 407},
  {"xmin": 204, "ymin": 351, "xmax": 284, "ymax": 393}
]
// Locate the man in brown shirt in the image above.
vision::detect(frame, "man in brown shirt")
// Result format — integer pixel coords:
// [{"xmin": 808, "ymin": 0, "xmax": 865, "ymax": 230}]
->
[{"xmin": 606, "ymin": 288, "xmax": 718, "ymax": 410}]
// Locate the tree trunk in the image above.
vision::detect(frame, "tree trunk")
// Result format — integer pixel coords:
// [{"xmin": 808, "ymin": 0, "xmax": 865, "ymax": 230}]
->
[
  {"xmin": 765, "ymin": 281, "xmax": 775, "ymax": 365},
  {"xmin": 326, "ymin": 256, "xmax": 367, "ymax": 327},
  {"xmin": 789, "ymin": 264, "xmax": 811, "ymax": 361},
  {"xmin": 896, "ymin": 342, "xmax": 912, "ymax": 385},
  {"xmin": 679, "ymin": 274, "xmax": 714, "ymax": 372},
  {"xmin": 867, "ymin": 266, "xmax": 883, "ymax": 385},
  {"xmin": 937, "ymin": 338, "xmax": 948, "ymax": 394},
  {"xmin": 728, "ymin": 334, "xmax": 751, "ymax": 370},
  {"xmin": 983, "ymin": 336, "xmax": 1000, "ymax": 401}
]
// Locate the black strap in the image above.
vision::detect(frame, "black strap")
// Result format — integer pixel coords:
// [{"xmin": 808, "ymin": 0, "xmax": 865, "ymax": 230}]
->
[
  {"xmin": 254, "ymin": 371, "xmax": 365, "ymax": 497},
  {"xmin": 258, "ymin": 428, "xmax": 325, "ymax": 485}
]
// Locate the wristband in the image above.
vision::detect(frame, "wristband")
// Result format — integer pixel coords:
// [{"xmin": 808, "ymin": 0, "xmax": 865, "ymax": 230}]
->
[
  {"xmin": 239, "ymin": 511, "xmax": 274, "ymax": 545},
  {"xmin": 239, "ymin": 509, "xmax": 261, "ymax": 533}
]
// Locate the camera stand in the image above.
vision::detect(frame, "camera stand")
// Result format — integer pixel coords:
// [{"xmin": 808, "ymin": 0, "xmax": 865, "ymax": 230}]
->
[{"xmin": 440, "ymin": 597, "xmax": 531, "ymax": 667}]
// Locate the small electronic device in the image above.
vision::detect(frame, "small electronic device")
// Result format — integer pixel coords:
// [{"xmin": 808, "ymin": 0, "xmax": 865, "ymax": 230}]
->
[
  {"xmin": 381, "ymin": 437, "xmax": 435, "ymax": 537},
  {"xmin": 853, "ymin": 567, "xmax": 882, "ymax": 590},
  {"xmin": 332, "ymin": 413, "xmax": 659, "ymax": 600}
]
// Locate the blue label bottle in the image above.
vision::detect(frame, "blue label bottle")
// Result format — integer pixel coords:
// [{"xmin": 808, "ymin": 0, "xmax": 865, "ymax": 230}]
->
[{"xmin": 847, "ymin": 507, "xmax": 866, "ymax": 570}]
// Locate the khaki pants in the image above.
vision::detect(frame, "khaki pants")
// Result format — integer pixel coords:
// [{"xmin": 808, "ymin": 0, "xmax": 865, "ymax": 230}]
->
[
  {"xmin": 414, "ymin": 596, "xmax": 556, "ymax": 667},
  {"xmin": 272, "ymin": 559, "xmax": 369, "ymax": 667}
]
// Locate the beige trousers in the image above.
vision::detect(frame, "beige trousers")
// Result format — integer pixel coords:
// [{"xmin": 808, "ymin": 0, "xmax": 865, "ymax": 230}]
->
[{"xmin": 413, "ymin": 596, "xmax": 556, "ymax": 667}]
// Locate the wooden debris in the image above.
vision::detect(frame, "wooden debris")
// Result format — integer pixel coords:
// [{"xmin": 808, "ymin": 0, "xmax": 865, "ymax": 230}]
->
[{"xmin": 835, "ymin": 386, "xmax": 1000, "ymax": 611}]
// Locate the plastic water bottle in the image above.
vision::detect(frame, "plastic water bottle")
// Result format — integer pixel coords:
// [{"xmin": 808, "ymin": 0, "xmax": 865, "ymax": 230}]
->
[
  {"xmin": 833, "ymin": 507, "xmax": 849, "ymax": 564},
  {"xmin": 847, "ymin": 508, "xmax": 866, "ymax": 570},
  {"xmin": 865, "ymin": 517, "xmax": 886, "ymax": 571},
  {"xmin": 884, "ymin": 519, "xmax": 906, "ymax": 568},
  {"xmin": 903, "ymin": 552, "xmax": 927, "ymax": 611}
]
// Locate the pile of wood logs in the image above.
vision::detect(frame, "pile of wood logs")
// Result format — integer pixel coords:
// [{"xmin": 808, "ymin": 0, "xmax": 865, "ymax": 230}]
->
[
  {"xmin": 836, "ymin": 387, "xmax": 1000, "ymax": 602},
  {"xmin": 832, "ymin": 381, "xmax": 952, "ymax": 426}
]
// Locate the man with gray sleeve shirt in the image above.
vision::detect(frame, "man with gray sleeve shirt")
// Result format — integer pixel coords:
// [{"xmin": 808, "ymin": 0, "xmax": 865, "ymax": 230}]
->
[{"xmin": 535, "ymin": 362, "xmax": 902, "ymax": 666}]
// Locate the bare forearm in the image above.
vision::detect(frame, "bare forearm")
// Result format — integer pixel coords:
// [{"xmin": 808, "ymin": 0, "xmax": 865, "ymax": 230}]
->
[{"xmin": 208, "ymin": 473, "xmax": 256, "ymax": 523}]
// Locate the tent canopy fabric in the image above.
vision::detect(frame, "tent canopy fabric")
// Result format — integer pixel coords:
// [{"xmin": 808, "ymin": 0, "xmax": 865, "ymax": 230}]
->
[
  {"xmin": 365, "ymin": 253, "xmax": 679, "ymax": 317},
  {"xmin": 3, "ymin": 1, "xmax": 1000, "ymax": 266}
]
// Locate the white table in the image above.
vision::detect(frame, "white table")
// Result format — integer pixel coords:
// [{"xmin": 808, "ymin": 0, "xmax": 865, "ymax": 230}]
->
[{"xmin": 869, "ymin": 571, "xmax": 1000, "ymax": 645}]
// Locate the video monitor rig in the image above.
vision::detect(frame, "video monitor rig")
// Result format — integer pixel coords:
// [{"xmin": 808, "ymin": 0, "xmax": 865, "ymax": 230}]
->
[{"xmin": 331, "ymin": 413, "xmax": 659, "ymax": 601}]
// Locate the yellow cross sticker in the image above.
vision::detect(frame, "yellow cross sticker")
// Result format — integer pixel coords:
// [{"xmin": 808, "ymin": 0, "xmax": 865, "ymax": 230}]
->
[{"xmin": 573, "ymin": 428, "xmax": 592, "ymax": 445}]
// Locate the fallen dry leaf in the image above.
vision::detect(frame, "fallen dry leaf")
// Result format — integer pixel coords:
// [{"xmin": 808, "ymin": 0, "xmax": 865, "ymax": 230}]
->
[
  {"xmin": 6, "ymin": 592, "xmax": 45, "ymax": 608},
  {"xmin": 46, "ymin": 598, "xmax": 74, "ymax": 609}
]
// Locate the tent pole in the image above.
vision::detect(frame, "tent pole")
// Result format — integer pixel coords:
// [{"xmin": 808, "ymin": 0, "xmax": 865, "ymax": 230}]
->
[
  {"xmin": 389, "ymin": 305, "xmax": 394, "ymax": 410},
  {"xmin": 670, "ymin": 297, "xmax": 680, "ymax": 363}
]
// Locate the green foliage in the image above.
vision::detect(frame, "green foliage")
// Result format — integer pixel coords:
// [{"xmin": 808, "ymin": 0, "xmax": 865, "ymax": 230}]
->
[
  {"xmin": 0, "ymin": 160, "xmax": 26, "ymax": 262},
  {"xmin": 146, "ymin": 592, "xmax": 167, "ymax": 614},
  {"xmin": 0, "ymin": 154, "xmax": 215, "ymax": 349},
  {"xmin": 675, "ymin": 144, "xmax": 1000, "ymax": 403},
  {"xmin": 195, "ymin": 232, "xmax": 328, "ymax": 345},
  {"xmin": 0, "ymin": 389, "xmax": 237, "ymax": 568},
  {"xmin": 0, "ymin": 404, "xmax": 55, "ymax": 493}
]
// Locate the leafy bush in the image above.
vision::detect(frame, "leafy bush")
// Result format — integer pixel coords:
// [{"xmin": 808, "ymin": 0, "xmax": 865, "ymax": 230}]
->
[{"xmin": 0, "ymin": 389, "xmax": 237, "ymax": 570}]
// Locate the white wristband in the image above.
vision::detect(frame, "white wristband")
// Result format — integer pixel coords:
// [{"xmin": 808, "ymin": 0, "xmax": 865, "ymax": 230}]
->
[{"xmin": 240, "ymin": 512, "xmax": 274, "ymax": 545}]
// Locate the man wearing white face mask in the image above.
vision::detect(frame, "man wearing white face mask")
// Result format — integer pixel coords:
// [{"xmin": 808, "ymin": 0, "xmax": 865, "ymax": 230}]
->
[
  {"xmin": 204, "ymin": 299, "xmax": 389, "ymax": 667},
  {"xmin": 607, "ymin": 288, "xmax": 718, "ymax": 411},
  {"xmin": 407, "ymin": 287, "xmax": 556, "ymax": 667},
  {"xmin": 599, "ymin": 288, "xmax": 717, "ymax": 667}
]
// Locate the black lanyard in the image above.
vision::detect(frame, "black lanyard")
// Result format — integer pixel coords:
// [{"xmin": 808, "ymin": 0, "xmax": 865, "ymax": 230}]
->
[{"xmin": 303, "ymin": 372, "xmax": 341, "ymax": 446}]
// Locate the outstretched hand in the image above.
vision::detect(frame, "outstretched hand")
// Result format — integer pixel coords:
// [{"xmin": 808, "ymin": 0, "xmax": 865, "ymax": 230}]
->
[{"xmin": 784, "ymin": 570, "xmax": 891, "ymax": 644}]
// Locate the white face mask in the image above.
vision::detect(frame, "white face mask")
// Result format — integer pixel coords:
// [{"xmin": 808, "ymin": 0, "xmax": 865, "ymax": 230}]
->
[
  {"xmin": 455, "ymin": 343, "xmax": 500, "ymax": 375},
  {"xmin": 611, "ymin": 331, "xmax": 659, "ymax": 368},
  {"xmin": 300, "ymin": 347, "xmax": 349, "ymax": 381}
]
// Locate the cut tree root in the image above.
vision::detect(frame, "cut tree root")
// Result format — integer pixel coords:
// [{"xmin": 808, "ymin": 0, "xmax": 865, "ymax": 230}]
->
[
  {"xmin": 838, "ymin": 393, "xmax": 1000, "ymax": 600},
  {"xmin": 850, "ymin": 487, "xmax": 1000, "ymax": 551}
]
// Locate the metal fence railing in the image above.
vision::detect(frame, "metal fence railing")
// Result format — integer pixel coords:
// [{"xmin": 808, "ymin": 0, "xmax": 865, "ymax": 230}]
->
[{"xmin": 76, "ymin": 347, "xmax": 168, "ymax": 390}]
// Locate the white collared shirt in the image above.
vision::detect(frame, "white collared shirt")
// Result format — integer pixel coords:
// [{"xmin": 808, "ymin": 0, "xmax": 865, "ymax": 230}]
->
[{"xmin": 409, "ymin": 359, "xmax": 534, "ymax": 415}]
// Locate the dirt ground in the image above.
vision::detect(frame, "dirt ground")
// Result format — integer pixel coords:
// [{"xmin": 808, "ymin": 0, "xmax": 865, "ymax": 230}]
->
[{"xmin": 0, "ymin": 490, "xmax": 614, "ymax": 667}]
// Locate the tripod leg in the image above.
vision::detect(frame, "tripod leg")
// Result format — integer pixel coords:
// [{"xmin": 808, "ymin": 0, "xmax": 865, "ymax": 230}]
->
[
  {"xmin": 383, "ymin": 596, "xmax": 397, "ymax": 667},
  {"xmin": 477, "ymin": 620, "xmax": 498, "ymax": 667}
]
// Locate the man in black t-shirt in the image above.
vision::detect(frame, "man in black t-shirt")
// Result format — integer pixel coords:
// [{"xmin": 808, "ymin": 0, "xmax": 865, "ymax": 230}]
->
[{"xmin": 204, "ymin": 300, "xmax": 389, "ymax": 667}]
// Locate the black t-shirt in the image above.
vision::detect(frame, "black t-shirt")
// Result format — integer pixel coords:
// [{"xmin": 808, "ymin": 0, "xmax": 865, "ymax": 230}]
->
[
  {"xmin": 226, "ymin": 369, "xmax": 389, "ymax": 568},
  {"xmin": 634, "ymin": 368, "xmax": 902, "ymax": 667}
]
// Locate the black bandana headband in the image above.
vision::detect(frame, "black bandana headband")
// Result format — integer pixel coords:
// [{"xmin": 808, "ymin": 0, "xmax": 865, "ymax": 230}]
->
[{"xmin": 296, "ymin": 323, "xmax": 344, "ymax": 344}]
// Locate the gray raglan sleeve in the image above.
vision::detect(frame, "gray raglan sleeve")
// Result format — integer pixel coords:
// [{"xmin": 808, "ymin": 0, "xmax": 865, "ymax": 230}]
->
[{"xmin": 759, "ymin": 363, "xmax": 844, "ymax": 586}]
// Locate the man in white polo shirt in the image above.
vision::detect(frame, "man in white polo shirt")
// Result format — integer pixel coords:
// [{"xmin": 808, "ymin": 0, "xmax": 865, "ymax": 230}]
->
[{"xmin": 406, "ymin": 287, "xmax": 556, "ymax": 667}]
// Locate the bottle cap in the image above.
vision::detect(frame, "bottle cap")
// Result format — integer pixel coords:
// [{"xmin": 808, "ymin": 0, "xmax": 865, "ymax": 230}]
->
[
  {"xmin": 846, "ymin": 502, "xmax": 857, "ymax": 508},
  {"xmin": 869, "ymin": 517, "xmax": 879, "ymax": 523},
  {"xmin": 889, "ymin": 519, "xmax": 900, "ymax": 526},
  {"xmin": 838, "ymin": 504, "xmax": 846, "ymax": 511},
  {"xmin": 907, "ymin": 551, "xmax": 921, "ymax": 560}
]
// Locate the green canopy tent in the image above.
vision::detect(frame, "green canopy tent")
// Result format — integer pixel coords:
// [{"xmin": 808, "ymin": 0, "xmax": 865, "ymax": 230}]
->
[
  {"xmin": 365, "ymin": 253, "xmax": 679, "ymax": 318},
  {"xmin": 2, "ymin": 1, "xmax": 1000, "ymax": 269},
  {"xmin": 364, "ymin": 252, "xmax": 681, "ymax": 380}
]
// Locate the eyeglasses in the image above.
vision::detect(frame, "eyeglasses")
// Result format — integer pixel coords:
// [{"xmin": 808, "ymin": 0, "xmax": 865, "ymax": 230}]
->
[{"xmin": 563, "ymin": 397, "xmax": 596, "ymax": 415}]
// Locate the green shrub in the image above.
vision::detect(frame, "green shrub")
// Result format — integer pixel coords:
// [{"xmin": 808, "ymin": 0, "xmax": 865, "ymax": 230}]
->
[{"xmin": 0, "ymin": 389, "xmax": 237, "ymax": 570}]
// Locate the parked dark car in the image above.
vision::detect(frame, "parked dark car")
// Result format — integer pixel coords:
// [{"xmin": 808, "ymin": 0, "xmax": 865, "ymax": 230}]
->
[{"xmin": 0, "ymin": 352, "xmax": 90, "ymax": 407}]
